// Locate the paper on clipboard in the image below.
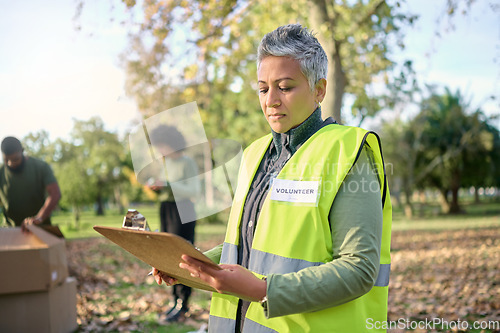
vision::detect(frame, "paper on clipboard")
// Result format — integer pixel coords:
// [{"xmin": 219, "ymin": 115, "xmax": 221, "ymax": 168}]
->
[{"xmin": 93, "ymin": 226, "xmax": 221, "ymax": 292}]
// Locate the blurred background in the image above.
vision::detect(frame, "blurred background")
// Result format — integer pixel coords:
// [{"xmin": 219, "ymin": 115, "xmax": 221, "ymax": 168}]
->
[
  {"xmin": 1, "ymin": 0, "xmax": 499, "ymax": 332},
  {"xmin": 1, "ymin": 0, "xmax": 498, "ymax": 221}
]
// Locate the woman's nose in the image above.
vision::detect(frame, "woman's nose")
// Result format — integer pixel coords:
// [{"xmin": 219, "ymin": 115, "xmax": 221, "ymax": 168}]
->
[{"xmin": 267, "ymin": 88, "xmax": 281, "ymax": 108}]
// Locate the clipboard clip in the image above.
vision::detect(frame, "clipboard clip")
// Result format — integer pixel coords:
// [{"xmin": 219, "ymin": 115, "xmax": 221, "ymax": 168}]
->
[{"xmin": 122, "ymin": 209, "xmax": 151, "ymax": 231}]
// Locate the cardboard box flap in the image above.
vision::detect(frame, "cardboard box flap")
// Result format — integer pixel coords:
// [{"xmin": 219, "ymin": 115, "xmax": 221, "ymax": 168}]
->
[
  {"xmin": 28, "ymin": 225, "xmax": 63, "ymax": 246},
  {"xmin": 38, "ymin": 225, "xmax": 65, "ymax": 238},
  {"xmin": 0, "ymin": 228, "xmax": 47, "ymax": 250}
]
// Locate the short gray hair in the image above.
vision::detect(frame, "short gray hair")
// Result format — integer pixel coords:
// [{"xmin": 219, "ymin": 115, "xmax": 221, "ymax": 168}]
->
[{"xmin": 257, "ymin": 24, "xmax": 328, "ymax": 91}]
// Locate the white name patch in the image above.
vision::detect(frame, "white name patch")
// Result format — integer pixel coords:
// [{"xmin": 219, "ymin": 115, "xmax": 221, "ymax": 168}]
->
[{"xmin": 270, "ymin": 179, "xmax": 320, "ymax": 204}]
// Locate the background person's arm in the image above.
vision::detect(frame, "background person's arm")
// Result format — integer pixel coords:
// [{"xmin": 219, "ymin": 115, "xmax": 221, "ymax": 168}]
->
[{"xmin": 23, "ymin": 182, "xmax": 61, "ymax": 226}]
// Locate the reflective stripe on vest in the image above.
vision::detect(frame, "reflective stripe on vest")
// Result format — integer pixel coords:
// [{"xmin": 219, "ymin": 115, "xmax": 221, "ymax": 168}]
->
[
  {"xmin": 209, "ymin": 315, "xmax": 236, "ymax": 333},
  {"xmin": 221, "ymin": 242, "xmax": 391, "ymax": 287},
  {"xmin": 210, "ymin": 124, "xmax": 392, "ymax": 333},
  {"xmin": 209, "ymin": 316, "xmax": 279, "ymax": 333}
]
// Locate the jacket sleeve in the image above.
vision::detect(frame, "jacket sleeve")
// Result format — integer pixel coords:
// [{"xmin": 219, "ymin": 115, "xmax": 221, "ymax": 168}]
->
[{"xmin": 265, "ymin": 146, "xmax": 383, "ymax": 318}]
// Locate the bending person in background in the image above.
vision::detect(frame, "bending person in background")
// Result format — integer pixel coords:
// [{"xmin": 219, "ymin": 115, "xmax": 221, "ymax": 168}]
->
[
  {"xmin": 147, "ymin": 125, "xmax": 201, "ymax": 323},
  {"xmin": 0, "ymin": 136, "xmax": 61, "ymax": 229}
]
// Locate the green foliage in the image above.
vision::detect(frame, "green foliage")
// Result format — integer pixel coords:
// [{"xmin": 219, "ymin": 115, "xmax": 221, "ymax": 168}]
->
[
  {"xmin": 20, "ymin": 117, "xmax": 135, "ymax": 227},
  {"xmin": 313, "ymin": 0, "xmax": 416, "ymax": 122},
  {"xmin": 381, "ymin": 86, "xmax": 500, "ymax": 216},
  {"xmin": 22, "ymin": 130, "xmax": 53, "ymax": 162},
  {"xmin": 70, "ymin": 117, "xmax": 126, "ymax": 215},
  {"xmin": 116, "ymin": 0, "xmax": 307, "ymax": 146},
  {"xmin": 96, "ymin": 0, "xmax": 418, "ymax": 143},
  {"xmin": 415, "ymin": 88, "xmax": 498, "ymax": 212},
  {"xmin": 56, "ymin": 156, "xmax": 97, "ymax": 224},
  {"xmin": 461, "ymin": 117, "xmax": 500, "ymax": 189}
]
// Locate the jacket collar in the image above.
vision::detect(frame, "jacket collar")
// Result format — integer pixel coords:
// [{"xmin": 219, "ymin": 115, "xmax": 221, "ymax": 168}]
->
[{"xmin": 270, "ymin": 107, "xmax": 334, "ymax": 157}]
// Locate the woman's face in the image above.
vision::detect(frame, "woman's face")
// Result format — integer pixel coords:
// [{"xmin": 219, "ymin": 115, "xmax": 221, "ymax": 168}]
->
[{"xmin": 258, "ymin": 56, "xmax": 326, "ymax": 133}]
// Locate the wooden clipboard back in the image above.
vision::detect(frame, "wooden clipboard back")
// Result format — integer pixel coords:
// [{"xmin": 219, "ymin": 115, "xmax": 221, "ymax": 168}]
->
[{"xmin": 93, "ymin": 226, "xmax": 220, "ymax": 292}]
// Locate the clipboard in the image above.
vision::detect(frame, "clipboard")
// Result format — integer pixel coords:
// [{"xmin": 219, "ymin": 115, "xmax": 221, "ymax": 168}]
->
[{"xmin": 93, "ymin": 226, "xmax": 221, "ymax": 292}]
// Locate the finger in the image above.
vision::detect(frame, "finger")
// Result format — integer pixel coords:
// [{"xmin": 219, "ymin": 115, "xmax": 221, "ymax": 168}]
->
[
  {"xmin": 156, "ymin": 271, "xmax": 177, "ymax": 286},
  {"xmin": 178, "ymin": 259, "xmax": 206, "ymax": 280},
  {"xmin": 179, "ymin": 261, "xmax": 201, "ymax": 276},
  {"xmin": 181, "ymin": 255, "xmax": 220, "ymax": 275},
  {"xmin": 154, "ymin": 272, "xmax": 163, "ymax": 285},
  {"xmin": 21, "ymin": 221, "xmax": 31, "ymax": 233},
  {"xmin": 219, "ymin": 264, "xmax": 238, "ymax": 271},
  {"xmin": 179, "ymin": 261, "xmax": 208, "ymax": 279},
  {"xmin": 164, "ymin": 277, "xmax": 178, "ymax": 286}
]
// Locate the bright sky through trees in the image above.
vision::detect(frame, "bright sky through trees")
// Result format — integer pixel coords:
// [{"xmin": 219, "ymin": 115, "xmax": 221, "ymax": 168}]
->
[{"xmin": 0, "ymin": 0, "xmax": 498, "ymax": 141}]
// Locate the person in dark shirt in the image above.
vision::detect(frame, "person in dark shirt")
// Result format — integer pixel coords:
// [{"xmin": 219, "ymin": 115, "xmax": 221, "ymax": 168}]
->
[{"xmin": 0, "ymin": 136, "xmax": 61, "ymax": 229}]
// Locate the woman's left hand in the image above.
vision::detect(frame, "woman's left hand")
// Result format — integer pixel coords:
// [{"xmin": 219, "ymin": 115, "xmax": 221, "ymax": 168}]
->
[{"xmin": 179, "ymin": 254, "xmax": 266, "ymax": 302}]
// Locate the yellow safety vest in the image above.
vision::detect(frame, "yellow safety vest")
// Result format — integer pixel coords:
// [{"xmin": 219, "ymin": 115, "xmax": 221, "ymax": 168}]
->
[{"xmin": 210, "ymin": 124, "xmax": 392, "ymax": 332}]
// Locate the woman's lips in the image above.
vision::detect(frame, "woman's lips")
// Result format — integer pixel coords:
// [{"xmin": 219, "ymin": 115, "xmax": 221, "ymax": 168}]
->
[{"xmin": 268, "ymin": 114, "xmax": 285, "ymax": 121}]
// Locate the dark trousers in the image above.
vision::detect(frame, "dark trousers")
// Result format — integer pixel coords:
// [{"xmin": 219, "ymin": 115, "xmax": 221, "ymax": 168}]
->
[{"xmin": 160, "ymin": 200, "xmax": 196, "ymax": 310}]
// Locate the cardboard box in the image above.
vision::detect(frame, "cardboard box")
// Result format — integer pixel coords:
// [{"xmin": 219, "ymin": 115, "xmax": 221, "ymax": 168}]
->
[
  {"xmin": 0, "ymin": 277, "xmax": 78, "ymax": 333},
  {"xmin": 0, "ymin": 225, "xmax": 69, "ymax": 295}
]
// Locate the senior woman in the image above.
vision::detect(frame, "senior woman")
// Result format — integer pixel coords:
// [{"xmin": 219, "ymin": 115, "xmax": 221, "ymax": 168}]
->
[{"xmin": 154, "ymin": 23, "xmax": 392, "ymax": 333}]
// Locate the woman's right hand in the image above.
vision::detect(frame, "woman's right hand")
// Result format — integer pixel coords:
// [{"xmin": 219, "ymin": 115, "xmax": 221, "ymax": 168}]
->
[{"xmin": 152, "ymin": 267, "xmax": 178, "ymax": 286}]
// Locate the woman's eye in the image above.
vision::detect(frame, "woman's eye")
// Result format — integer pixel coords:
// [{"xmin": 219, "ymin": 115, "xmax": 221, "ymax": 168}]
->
[
  {"xmin": 280, "ymin": 87, "xmax": 291, "ymax": 92},
  {"xmin": 259, "ymin": 88, "xmax": 268, "ymax": 94}
]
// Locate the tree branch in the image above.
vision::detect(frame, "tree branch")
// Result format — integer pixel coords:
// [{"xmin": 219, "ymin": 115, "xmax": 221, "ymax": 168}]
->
[
  {"xmin": 188, "ymin": 0, "xmax": 253, "ymax": 45},
  {"xmin": 344, "ymin": 0, "xmax": 387, "ymax": 40}
]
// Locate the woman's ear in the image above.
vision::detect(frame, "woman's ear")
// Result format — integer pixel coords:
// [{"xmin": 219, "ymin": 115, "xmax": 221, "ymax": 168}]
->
[{"xmin": 315, "ymin": 78, "xmax": 327, "ymax": 104}]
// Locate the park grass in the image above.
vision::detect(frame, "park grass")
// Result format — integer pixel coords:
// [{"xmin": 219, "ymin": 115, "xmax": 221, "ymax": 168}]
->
[
  {"xmin": 391, "ymin": 200, "xmax": 500, "ymax": 231},
  {"xmin": 53, "ymin": 204, "xmax": 161, "ymax": 240},
  {"xmin": 52, "ymin": 204, "xmax": 228, "ymax": 247},
  {"xmin": 52, "ymin": 198, "xmax": 500, "ymax": 240}
]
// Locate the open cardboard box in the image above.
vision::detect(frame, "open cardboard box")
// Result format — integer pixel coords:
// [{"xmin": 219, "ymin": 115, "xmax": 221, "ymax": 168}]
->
[
  {"xmin": 0, "ymin": 277, "xmax": 78, "ymax": 333},
  {"xmin": 0, "ymin": 225, "xmax": 69, "ymax": 295}
]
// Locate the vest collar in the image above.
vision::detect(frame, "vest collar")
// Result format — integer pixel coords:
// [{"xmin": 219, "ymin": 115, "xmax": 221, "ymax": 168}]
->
[
  {"xmin": 271, "ymin": 107, "xmax": 323, "ymax": 157},
  {"xmin": 270, "ymin": 107, "xmax": 336, "ymax": 157}
]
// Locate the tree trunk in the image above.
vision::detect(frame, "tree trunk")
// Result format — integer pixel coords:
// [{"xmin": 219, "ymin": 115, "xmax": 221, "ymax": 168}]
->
[
  {"xmin": 449, "ymin": 188, "xmax": 461, "ymax": 214},
  {"xmin": 72, "ymin": 204, "xmax": 80, "ymax": 229},
  {"xmin": 474, "ymin": 187, "xmax": 480, "ymax": 203},
  {"xmin": 324, "ymin": 46, "xmax": 346, "ymax": 123},
  {"xmin": 308, "ymin": 0, "xmax": 346, "ymax": 123},
  {"xmin": 418, "ymin": 191, "xmax": 427, "ymax": 217},
  {"xmin": 114, "ymin": 186, "xmax": 125, "ymax": 215},
  {"xmin": 438, "ymin": 189, "xmax": 450, "ymax": 214},
  {"xmin": 96, "ymin": 189, "xmax": 105, "ymax": 216},
  {"xmin": 448, "ymin": 170, "xmax": 462, "ymax": 214},
  {"xmin": 403, "ymin": 187, "xmax": 413, "ymax": 219}
]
